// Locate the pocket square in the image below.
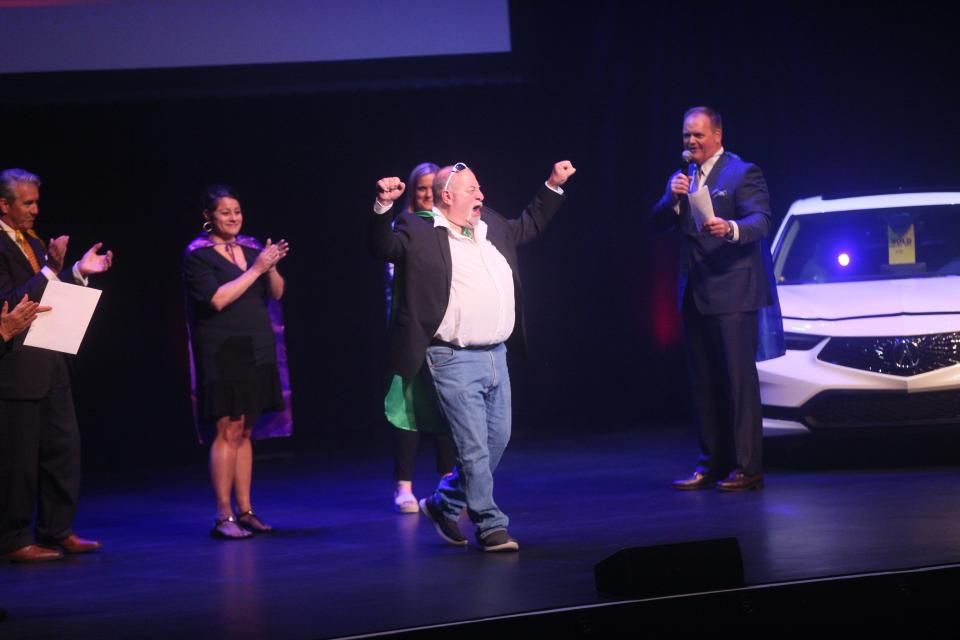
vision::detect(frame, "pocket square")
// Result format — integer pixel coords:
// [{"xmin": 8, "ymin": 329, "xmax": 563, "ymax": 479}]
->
[{"xmin": 711, "ymin": 189, "xmax": 727, "ymax": 199}]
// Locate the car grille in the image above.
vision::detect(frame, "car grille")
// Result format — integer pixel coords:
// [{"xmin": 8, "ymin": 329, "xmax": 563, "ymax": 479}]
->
[
  {"xmin": 817, "ymin": 331, "xmax": 960, "ymax": 376},
  {"xmin": 805, "ymin": 390, "xmax": 960, "ymax": 429}
]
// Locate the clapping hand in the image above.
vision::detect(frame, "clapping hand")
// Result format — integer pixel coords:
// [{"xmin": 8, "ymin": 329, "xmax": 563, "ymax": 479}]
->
[
  {"xmin": 46, "ymin": 235, "xmax": 69, "ymax": 272},
  {"xmin": 253, "ymin": 238, "xmax": 290, "ymax": 274},
  {"xmin": 0, "ymin": 294, "xmax": 52, "ymax": 342},
  {"xmin": 77, "ymin": 242, "xmax": 114, "ymax": 276}
]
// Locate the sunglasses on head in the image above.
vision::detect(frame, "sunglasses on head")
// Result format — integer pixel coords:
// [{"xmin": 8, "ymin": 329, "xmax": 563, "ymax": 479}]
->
[{"xmin": 442, "ymin": 162, "xmax": 468, "ymax": 192}]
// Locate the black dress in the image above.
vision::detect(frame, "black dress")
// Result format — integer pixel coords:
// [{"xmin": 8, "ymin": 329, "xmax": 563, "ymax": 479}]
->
[{"xmin": 183, "ymin": 245, "xmax": 283, "ymax": 423}]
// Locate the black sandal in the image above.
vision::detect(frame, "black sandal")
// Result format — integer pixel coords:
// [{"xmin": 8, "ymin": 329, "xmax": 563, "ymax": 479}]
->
[
  {"xmin": 237, "ymin": 509, "xmax": 273, "ymax": 533},
  {"xmin": 211, "ymin": 515, "xmax": 252, "ymax": 540}
]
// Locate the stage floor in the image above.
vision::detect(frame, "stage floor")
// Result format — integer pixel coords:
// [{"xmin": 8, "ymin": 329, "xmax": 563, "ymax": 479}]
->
[{"xmin": 2, "ymin": 425, "xmax": 959, "ymax": 639}]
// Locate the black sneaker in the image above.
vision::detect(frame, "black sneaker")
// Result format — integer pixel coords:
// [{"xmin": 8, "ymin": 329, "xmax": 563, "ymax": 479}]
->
[
  {"xmin": 477, "ymin": 528, "xmax": 519, "ymax": 552},
  {"xmin": 419, "ymin": 496, "xmax": 467, "ymax": 546}
]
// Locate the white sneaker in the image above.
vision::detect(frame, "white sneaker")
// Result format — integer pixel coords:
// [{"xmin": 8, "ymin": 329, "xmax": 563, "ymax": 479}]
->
[{"xmin": 394, "ymin": 487, "xmax": 419, "ymax": 514}]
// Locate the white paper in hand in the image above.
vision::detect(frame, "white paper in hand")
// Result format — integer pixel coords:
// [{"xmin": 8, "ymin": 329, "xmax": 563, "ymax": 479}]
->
[
  {"xmin": 23, "ymin": 280, "xmax": 102, "ymax": 355},
  {"xmin": 688, "ymin": 187, "xmax": 715, "ymax": 232}
]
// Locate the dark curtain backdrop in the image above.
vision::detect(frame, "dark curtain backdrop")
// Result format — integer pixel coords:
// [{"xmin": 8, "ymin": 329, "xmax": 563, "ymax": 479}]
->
[{"xmin": 1, "ymin": 2, "xmax": 955, "ymax": 470}]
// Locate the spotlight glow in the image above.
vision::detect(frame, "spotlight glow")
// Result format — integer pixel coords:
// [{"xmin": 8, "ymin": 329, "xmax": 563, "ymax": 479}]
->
[{"xmin": 837, "ymin": 253, "xmax": 850, "ymax": 267}]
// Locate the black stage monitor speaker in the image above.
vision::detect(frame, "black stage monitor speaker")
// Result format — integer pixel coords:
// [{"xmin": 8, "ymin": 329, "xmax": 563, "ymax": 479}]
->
[{"xmin": 594, "ymin": 537, "xmax": 744, "ymax": 598}]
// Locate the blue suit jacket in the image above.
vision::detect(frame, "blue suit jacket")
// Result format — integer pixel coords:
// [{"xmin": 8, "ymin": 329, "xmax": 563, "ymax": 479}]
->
[{"xmin": 651, "ymin": 151, "xmax": 773, "ymax": 315}]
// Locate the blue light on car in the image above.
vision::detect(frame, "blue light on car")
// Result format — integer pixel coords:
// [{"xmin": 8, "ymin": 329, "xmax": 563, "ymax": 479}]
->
[{"xmin": 837, "ymin": 252, "xmax": 850, "ymax": 267}]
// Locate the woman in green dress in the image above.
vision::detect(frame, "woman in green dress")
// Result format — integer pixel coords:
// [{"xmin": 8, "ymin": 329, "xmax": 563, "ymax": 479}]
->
[{"xmin": 384, "ymin": 162, "xmax": 456, "ymax": 513}]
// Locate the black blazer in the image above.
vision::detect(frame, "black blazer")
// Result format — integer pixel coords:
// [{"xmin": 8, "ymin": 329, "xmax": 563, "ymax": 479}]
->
[
  {"xmin": 651, "ymin": 152, "xmax": 773, "ymax": 315},
  {"xmin": 369, "ymin": 186, "xmax": 565, "ymax": 378},
  {"xmin": 0, "ymin": 231, "xmax": 66, "ymax": 399}
]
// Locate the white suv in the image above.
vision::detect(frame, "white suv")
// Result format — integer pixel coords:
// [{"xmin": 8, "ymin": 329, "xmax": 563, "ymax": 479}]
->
[{"xmin": 759, "ymin": 192, "xmax": 960, "ymax": 435}]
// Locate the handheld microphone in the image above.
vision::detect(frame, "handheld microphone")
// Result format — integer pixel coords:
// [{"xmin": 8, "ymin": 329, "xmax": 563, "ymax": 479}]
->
[{"xmin": 681, "ymin": 150, "xmax": 696, "ymax": 181}]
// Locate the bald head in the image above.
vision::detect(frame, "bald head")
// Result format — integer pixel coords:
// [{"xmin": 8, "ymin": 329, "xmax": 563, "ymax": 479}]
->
[
  {"xmin": 433, "ymin": 163, "xmax": 484, "ymax": 229},
  {"xmin": 432, "ymin": 165, "xmax": 463, "ymax": 206}
]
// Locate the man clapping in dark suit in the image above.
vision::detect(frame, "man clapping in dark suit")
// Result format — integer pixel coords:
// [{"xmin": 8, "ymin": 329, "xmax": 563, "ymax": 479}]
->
[
  {"xmin": 651, "ymin": 107, "xmax": 775, "ymax": 492},
  {"xmin": 0, "ymin": 168, "xmax": 113, "ymax": 563}
]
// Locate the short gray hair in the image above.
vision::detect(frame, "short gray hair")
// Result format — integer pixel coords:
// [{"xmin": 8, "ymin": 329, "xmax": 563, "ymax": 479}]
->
[{"xmin": 0, "ymin": 168, "xmax": 42, "ymax": 203}]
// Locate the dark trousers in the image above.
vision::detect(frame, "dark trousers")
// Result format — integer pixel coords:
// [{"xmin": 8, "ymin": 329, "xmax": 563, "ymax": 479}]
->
[
  {"xmin": 0, "ymin": 359, "xmax": 81, "ymax": 553},
  {"xmin": 682, "ymin": 292, "xmax": 763, "ymax": 476},
  {"xmin": 393, "ymin": 428, "xmax": 457, "ymax": 482}
]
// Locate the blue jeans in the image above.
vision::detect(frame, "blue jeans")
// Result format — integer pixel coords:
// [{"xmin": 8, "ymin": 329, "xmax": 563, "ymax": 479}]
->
[{"xmin": 425, "ymin": 343, "xmax": 511, "ymax": 537}]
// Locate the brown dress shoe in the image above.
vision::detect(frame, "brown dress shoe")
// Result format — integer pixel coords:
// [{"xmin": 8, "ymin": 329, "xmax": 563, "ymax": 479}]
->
[
  {"xmin": 716, "ymin": 470, "xmax": 764, "ymax": 491},
  {"xmin": 54, "ymin": 534, "xmax": 103, "ymax": 554},
  {"xmin": 672, "ymin": 471, "xmax": 718, "ymax": 490},
  {"xmin": 4, "ymin": 544, "xmax": 64, "ymax": 563}
]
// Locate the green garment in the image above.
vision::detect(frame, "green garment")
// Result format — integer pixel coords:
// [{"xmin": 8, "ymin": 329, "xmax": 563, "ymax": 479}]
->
[
  {"xmin": 415, "ymin": 209, "xmax": 472, "ymax": 238},
  {"xmin": 382, "ymin": 210, "xmax": 461, "ymax": 433},
  {"xmin": 384, "ymin": 372, "xmax": 446, "ymax": 433}
]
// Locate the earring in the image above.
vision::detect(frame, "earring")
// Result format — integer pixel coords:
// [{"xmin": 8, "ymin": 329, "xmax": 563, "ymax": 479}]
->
[{"xmin": 202, "ymin": 221, "xmax": 213, "ymax": 233}]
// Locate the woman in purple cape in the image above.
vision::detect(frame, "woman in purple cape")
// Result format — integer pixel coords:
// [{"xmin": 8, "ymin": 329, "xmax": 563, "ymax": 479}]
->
[{"xmin": 183, "ymin": 185, "xmax": 292, "ymax": 539}]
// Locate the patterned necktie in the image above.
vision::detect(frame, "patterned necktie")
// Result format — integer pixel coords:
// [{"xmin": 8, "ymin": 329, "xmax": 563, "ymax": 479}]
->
[
  {"xmin": 15, "ymin": 230, "xmax": 41, "ymax": 273},
  {"xmin": 691, "ymin": 166, "xmax": 704, "ymax": 192}
]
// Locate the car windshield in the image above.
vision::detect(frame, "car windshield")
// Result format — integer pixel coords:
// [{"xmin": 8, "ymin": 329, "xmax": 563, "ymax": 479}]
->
[{"xmin": 773, "ymin": 204, "xmax": 960, "ymax": 284}]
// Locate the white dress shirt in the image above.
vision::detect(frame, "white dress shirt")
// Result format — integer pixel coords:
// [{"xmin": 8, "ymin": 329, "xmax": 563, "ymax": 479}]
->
[
  {"xmin": 374, "ymin": 182, "xmax": 564, "ymax": 347},
  {"xmin": 697, "ymin": 147, "xmax": 724, "ymax": 186},
  {"xmin": 429, "ymin": 209, "xmax": 515, "ymax": 347}
]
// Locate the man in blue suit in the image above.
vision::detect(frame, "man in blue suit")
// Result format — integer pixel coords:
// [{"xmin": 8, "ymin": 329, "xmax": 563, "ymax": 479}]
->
[{"xmin": 651, "ymin": 106, "xmax": 773, "ymax": 491}]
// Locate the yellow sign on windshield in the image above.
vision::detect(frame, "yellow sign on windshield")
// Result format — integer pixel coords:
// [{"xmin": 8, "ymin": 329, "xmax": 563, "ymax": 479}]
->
[{"xmin": 888, "ymin": 223, "xmax": 916, "ymax": 265}]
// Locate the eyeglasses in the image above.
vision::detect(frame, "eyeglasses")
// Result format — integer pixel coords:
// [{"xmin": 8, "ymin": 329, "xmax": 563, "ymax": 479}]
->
[{"xmin": 442, "ymin": 162, "xmax": 468, "ymax": 193}]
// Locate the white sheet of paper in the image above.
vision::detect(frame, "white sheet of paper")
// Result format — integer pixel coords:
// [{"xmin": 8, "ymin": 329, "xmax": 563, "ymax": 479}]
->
[
  {"xmin": 688, "ymin": 186, "xmax": 715, "ymax": 231},
  {"xmin": 23, "ymin": 280, "xmax": 102, "ymax": 355}
]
